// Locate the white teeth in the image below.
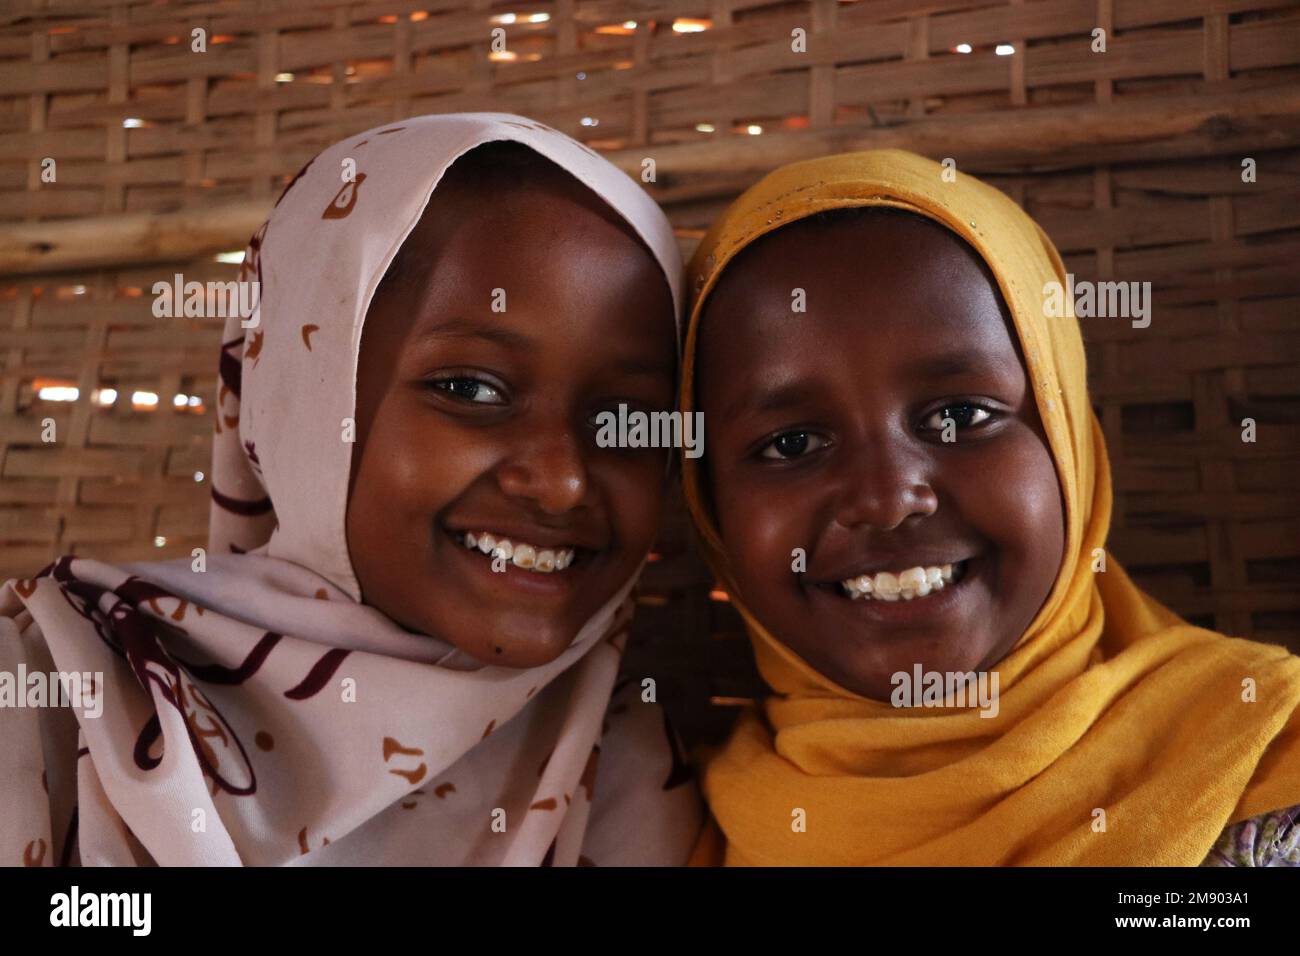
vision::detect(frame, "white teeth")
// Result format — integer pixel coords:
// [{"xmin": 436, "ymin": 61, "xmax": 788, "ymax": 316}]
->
[
  {"xmin": 841, "ymin": 562, "xmax": 964, "ymax": 602},
  {"xmin": 457, "ymin": 532, "xmax": 576, "ymax": 575},
  {"xmin": 898, "ymin": 568, "xmax": 926, "ymax": 591}
]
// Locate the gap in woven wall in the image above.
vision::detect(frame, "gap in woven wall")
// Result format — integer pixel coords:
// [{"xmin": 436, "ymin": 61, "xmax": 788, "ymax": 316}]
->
[
  {"xmin": 1121, "ymin": 401, "xmax": 1196, "ymax": 433},
  {"xmin": 1228, "ymin": 394, "xmax": 1300, "ymax": 425},
  {"xmin": 1127, "ymin": 561, "xmax": 1213, "ymax": 591}
]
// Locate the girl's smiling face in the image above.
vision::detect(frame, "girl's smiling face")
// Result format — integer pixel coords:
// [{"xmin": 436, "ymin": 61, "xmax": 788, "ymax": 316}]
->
[
  {"xmin": 347, "ymin": 144, "xmax": 676, "ymax": 668},
  {"xmin": 696, "ymin": 209, "xmax": 1065, "ymax": 700}
]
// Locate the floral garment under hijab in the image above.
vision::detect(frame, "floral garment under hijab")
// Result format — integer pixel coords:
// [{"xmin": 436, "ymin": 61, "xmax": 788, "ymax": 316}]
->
[{"xmin": 1204, "ymin": 806, "xmax": 1300, "ymax": 866}]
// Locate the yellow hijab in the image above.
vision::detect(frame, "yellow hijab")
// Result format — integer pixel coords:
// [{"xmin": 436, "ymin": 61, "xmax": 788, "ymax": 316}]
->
[{"xmin": 680, "ymin": 149, "xmax": 1300, "ymax": 866}]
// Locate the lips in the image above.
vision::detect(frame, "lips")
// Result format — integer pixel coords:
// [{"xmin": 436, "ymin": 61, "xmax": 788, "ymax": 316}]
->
[
  {"xmin": 805, "ymin": 553, "xmax": 983, "ymax": 623},
  {"xmin": 795, "ymin": 556, "xmax": 977, "ymax": 632}
]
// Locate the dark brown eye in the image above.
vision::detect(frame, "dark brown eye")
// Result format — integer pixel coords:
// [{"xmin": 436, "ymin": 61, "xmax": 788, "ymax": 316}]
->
[
  {"xmin": 427, "ymin": 376, "xmax": 505, "ymax": 405},
  {"xmin": 760, "ymin": 430, "xmax": 826, "ymax": 460},
  {"xmin": 922, "ymin": 402, "xmax": 992, "ymax": 431}
]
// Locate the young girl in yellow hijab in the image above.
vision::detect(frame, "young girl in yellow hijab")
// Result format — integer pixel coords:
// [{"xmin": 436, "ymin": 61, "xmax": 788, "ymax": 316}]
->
[{"xmin": 681, "ymin": 149, "xmax": 1300, "ymax": 866}]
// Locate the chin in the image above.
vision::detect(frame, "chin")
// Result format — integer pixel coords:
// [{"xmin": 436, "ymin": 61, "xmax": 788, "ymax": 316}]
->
[{"xmin": 478, "ymin": 624, "xmax": 579, "ymax": 669}]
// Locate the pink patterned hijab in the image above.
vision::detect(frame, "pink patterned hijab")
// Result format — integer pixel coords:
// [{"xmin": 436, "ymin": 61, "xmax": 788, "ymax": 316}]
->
[{"xmin": 1, "ymin": 113, "xmax": 700, "ymax": 866}]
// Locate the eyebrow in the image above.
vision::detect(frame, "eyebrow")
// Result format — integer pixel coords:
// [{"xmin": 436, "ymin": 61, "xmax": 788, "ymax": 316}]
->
[
  {"xmin": 413, "ymin": 318, "xmax": 533, "ymax": 351},
  {"xmin": 899, "ymin": 347, "xmax": 1006, "ymax": 380},
  {"xmin": 414, "ymin": 318, "xmax": 674, "ymax": 379},
  {"xmin": 724, "ymin": 381, "xmax": 824, "ymax": 420},
  {"xmin": 720, "ymin": 348, "xmax": 1007, "ymax": 419}
]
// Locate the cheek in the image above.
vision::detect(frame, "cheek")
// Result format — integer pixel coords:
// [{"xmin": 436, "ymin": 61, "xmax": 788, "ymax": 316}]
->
[
  {"xmin": 711, "ymin": 470, "xmax": 804, "ymax": 593},
  {"xmin": 348, "ymin": 403, "xmax": 480, "ymax": 545},
  {"xmin": 964, "ymin": 433, "xmax": 1065, "ymax": 605},
  {"xmin": 355, "ymin": 420, "xmax": 444, "ymax": 509}
]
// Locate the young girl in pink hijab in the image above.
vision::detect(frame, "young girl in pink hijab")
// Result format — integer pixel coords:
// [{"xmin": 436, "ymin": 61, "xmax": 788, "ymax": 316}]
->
[{"xmin": 1, "ymin": 114, "xmax": 701, "ymax": 866}]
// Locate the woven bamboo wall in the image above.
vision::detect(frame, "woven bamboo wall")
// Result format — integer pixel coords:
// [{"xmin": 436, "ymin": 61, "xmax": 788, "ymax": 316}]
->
[{"xmin": 3, "ymin": 1, "xmax": 1299, "ymax": 746}]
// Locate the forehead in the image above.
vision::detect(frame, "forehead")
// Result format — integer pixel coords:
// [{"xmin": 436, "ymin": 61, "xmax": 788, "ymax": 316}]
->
[
  {"xmin": 362, "ymin": 169, "xmax": 675, "ymax": 359},
  {"xmin": 698, "ymin": 211, "xmax": 1019, "ymax": 367}
]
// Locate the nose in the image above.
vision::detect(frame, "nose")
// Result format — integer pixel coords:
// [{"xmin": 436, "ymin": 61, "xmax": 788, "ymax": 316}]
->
[
  {"xmin": 494, "ymin": 419, "xmax": 589, "ymax": 515},
  {"xmin": 832, "ymin": 437, "xmax": 938, "ymax": 531}
]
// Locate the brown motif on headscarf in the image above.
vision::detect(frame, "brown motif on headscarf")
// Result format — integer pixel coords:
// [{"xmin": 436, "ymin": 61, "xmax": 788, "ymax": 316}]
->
[
  {"xmin": 529, "ymin": 797, "xmax": 557, "ymax": 811},
  {"xmin": 297, "ymin": 826, "xmax": 330, "ymax": 855},
  {"xmin": 117, "ymin": 579, "xmax": 205, "ymax": 624},
  {"xmin": 175, "ymin": 630, "xmax": 282, "ymax": 685},
  {"xmin": 23, "ymin": 838, "xmax": 46, "ymax": 867},
  {"xmin": 184, "ymin": 682, "xmax": 251, "ymax": 792},
  {"xmin": 300, "ymin": 324, "xmax": 320, "ymax": 350},
  {"xmin": 14, "ymin": 578, "xmax": 36, "ymax": 598},
  {"xmin": 235, "ymin": 221, "xmax": 267, "ymax": 339},
  {"xmin": 218, "ymin": 336, "xmax": 245, "ymax": 400},
  {"xmin": 238, "ymin": 222, "xmax": 267, "ymax": 286},
  {"xmin": 245, "ymin": 329, "xmax": 264, "ymax": 368},
  {"xmin": 322, "ymin": 172, "xmax": 367, "ymax": 220},
  {"xmin": 216, "ymin": 336, "xmax": 244, "ymax": 435},
  {"xmin": 283, "ymin": 648, "xmax": 351, "ymax": 700},
  {"xmin": 434, "ymin": 783, "xmax": 455, "ymax": 798},
  {"xmin": 388, "ymin": 765, "xmax": 425, "ymax": 785},
  {"xmin": 383, "ymin": 736, "xmax": 426, "ymax": 785},
  {"xmin": 49, "ymin": 562, "xmax": 258, "ymax": 796},
  {"xmin": 275, "ymin": 156, "xmax": 316, "ymax": 208},
  {"xmin": 382, "ymin": 736, "xmax": 421, "ymax": 760},
  {"xmin": 211, "ymin": 486, "xmax": 272, "ymax": 517}
]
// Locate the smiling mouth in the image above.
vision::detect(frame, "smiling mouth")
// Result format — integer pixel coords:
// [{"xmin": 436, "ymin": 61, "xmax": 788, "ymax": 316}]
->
[
  {"xmin": 452, "ymin": 530, "xmax": 583, "ymax": 575},
  {"xmin": 833, "ymin": 560, "xmax": 971, "ymax": 602}
]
